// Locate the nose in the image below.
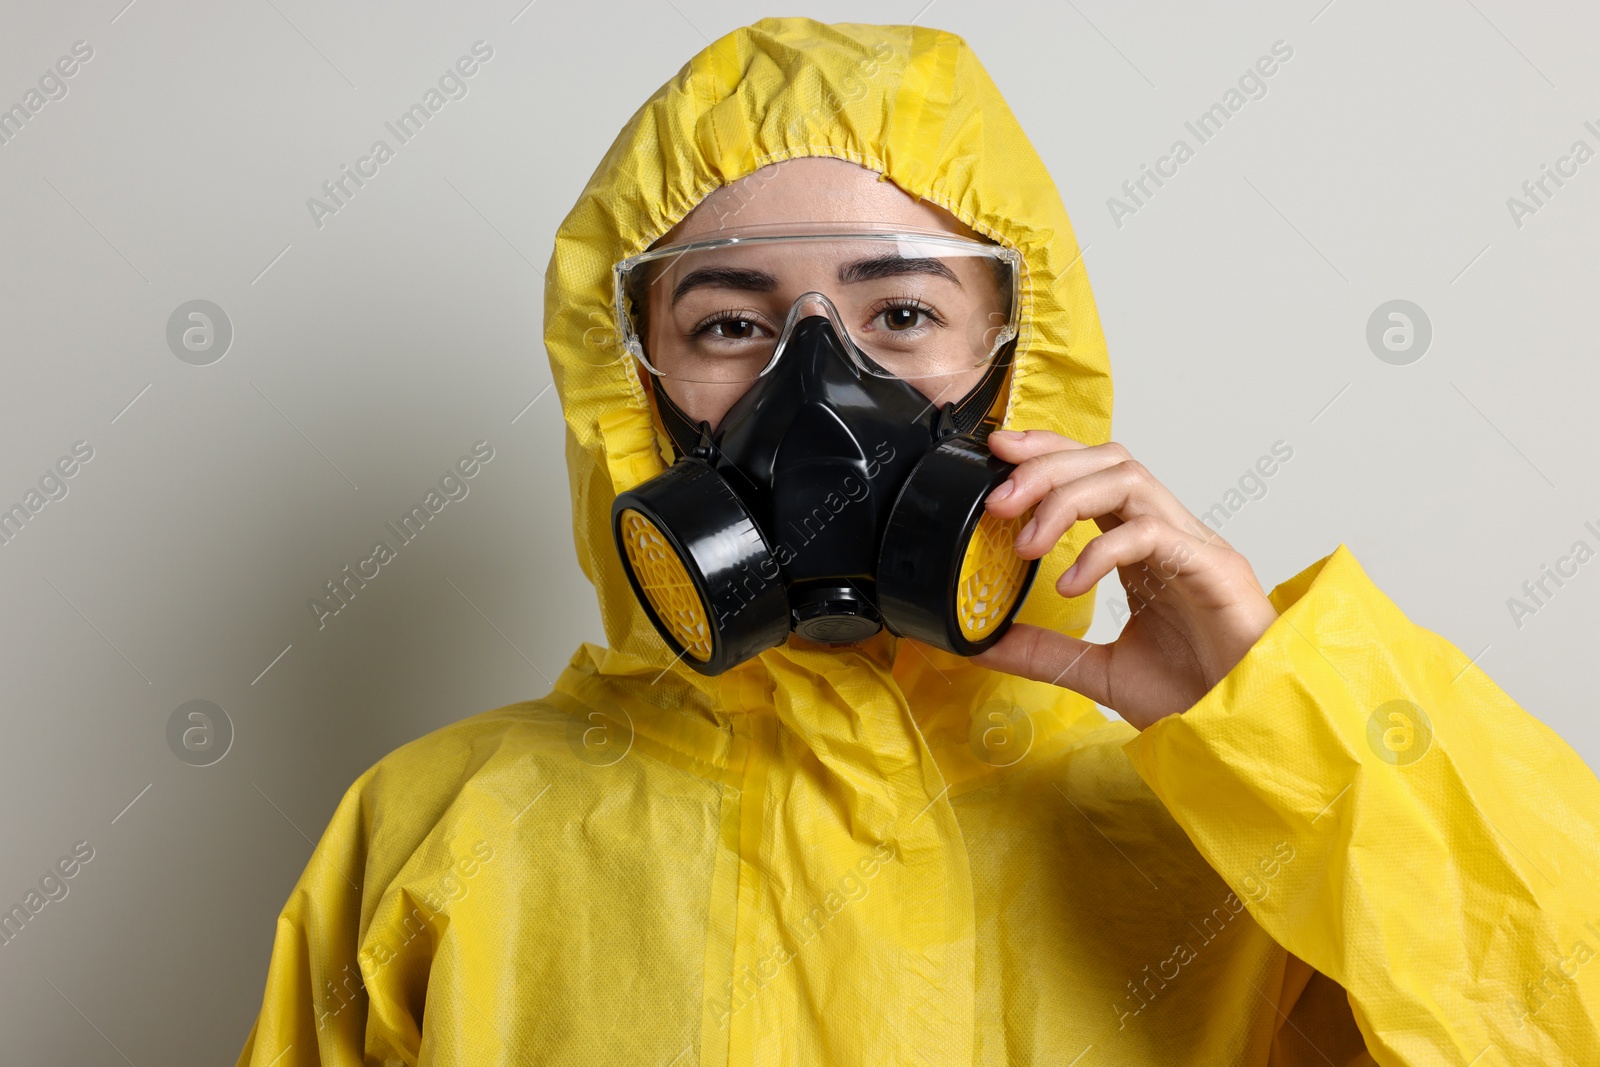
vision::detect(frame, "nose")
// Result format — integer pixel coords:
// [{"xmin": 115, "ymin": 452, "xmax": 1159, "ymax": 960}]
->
[
  {"xmin": 778, "ymin": 312, "xmax": 861, "ymax": 388},
  {"xmin": 770, "ymin": 293, "xmax": 860, "ymax": 377}
]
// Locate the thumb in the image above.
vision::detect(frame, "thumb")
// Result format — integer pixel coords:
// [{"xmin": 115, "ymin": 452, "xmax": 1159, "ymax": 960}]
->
[{"xmin": 972, "ymin": 623, "xmax": 1112, "ymax": 707}]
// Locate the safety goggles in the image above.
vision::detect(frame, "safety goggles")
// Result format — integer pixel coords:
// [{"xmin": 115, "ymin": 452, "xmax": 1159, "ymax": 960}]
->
[{"xmin": 612, "ymin": 223, "xmax": 1022, "ymax": 384}]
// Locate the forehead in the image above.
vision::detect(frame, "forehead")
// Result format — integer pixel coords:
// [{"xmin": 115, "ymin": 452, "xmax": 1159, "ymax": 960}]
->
[{"xmin": 660, "ymin": 157, "xmax": 981, "ymax": 246}]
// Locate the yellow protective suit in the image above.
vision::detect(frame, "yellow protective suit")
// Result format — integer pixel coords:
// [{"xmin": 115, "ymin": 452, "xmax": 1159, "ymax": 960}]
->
[{"xmin": 237, "ymin": 18, "xmax": 1600, "ymax": 1066}]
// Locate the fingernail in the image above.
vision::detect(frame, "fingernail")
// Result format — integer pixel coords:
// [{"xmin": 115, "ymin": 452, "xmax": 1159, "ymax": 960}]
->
[
  {"xmin": 990, "ymin": 429, "xmax": 1024, "ymax": 441},
  {"xmin": 1015, "ymin": 518, "xmax": 1036, "ymax": 547},
  {"xmin": 987, "ymin": 480, "xmax": 1014, "ymax": 503}
]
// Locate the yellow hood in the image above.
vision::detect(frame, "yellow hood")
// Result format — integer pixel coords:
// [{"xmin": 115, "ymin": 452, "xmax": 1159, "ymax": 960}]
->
[{"xmin": 544, "ymin": 17, "xmax": 1112, "ymax": 711}]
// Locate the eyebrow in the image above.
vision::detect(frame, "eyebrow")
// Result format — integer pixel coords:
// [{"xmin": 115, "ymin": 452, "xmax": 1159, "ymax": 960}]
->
[
  {"xmin": 670, "ymin": 267, "xmax": 777, "ymax": 307},
  {"xmin": 667, "ymin": 255, "xmax": 961, "ymax": 307},
  {"xmin": 838, "ymin": 254, "xmax": 961, "ymax": 286}
]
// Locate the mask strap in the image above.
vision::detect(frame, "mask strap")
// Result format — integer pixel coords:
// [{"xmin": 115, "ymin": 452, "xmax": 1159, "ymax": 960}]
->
[
  {"xmin": 946, "ymin": 335, "xmax": 1017, "ymax": 435},
  {"xmin": 648, "ymin": 376, "xmax": 711, "ymax": 460}
]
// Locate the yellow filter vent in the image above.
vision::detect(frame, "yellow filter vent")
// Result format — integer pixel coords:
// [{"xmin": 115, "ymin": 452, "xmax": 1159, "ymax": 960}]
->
[
  {"xmin": 956, "ymin": 509, "xmax": 1032, "ymax": 640},
  {"xmin": 617, "ymin": 509, "xmax": 713, "ymax": 662}
]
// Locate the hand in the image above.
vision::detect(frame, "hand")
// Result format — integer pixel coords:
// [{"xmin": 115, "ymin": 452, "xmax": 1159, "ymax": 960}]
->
[{"xmin": 972, "ymin": 429, "xmax": 1280, "ymax": 730}]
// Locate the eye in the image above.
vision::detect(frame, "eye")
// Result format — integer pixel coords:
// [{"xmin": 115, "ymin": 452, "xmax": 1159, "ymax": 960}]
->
[
  {"xmin": 711, "ymin": 318, "xmax": 762, "ymax": 340},
  {"xmin": 882, "ymin": 307, "xmax": 923, "ymax": 331},
  {"xmin": 691, "ymin": 309, "xmax": 772, "ymax": 342},
  {"xmin": 871, "ymin": 300, "xmax": 943, "ymax": 334}
]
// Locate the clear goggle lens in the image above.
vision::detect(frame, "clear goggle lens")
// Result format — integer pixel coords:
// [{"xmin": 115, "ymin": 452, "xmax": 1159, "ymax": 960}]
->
[{"xmin": 612, "ymin": 228, "xmax": 1021, "ymax": 384}]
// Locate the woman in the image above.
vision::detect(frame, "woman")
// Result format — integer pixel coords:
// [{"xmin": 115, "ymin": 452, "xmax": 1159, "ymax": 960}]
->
[{"xmin": 237, "ymin": 18, "xmax": 1600, "ymax": 1065}]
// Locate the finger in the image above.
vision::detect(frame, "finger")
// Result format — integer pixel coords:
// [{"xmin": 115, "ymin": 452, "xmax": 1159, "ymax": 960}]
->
[
  {"xmin": 984, "ymin": 438, "xmax": 1126, "ymax": 519},
  {"xmin": 985, "ymin": 427, "xmax": 1090, "ymax": 460},
  {"xmin": 1056, "ymin": 514, "xmax": 1204, "ymax": 598},
  {"xmin": 1012, "ymin": 460, "xmax": 1197, "ymax": 560},
  {"xmin": 972, "ymin": 622, "xmax": 1112, "ymax": 706},
  {"xmin": 988, "ymin": 439, "xmax": 1219, "ymax": 546}
]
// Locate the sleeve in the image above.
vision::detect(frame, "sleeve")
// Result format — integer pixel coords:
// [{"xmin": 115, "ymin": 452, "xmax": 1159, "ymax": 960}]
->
[
  {"xmin": 1120, "ymin": 544, "xmax": 1600, "ymax": 1066},
  {"xmin": 236, "ymin": 774, "xmax": 402, "ymax": 1067}
]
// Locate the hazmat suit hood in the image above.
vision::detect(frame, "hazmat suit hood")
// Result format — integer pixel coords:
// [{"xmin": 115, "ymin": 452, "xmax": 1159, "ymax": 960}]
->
[{"xmin": 545, "ymin": 17, "xmax": 1113, "ymax": 733}]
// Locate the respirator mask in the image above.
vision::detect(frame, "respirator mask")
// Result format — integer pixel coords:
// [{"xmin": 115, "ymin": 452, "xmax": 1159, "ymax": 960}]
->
[{"xmin": 609, "ymin": 223, "xmax": 1040, "ymax": 676}]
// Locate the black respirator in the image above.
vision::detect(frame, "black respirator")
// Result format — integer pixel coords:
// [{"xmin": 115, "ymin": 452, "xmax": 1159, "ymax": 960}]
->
[{"xmin": 611, "ymin": 312, "xmax": 1038, "ymax": 676}]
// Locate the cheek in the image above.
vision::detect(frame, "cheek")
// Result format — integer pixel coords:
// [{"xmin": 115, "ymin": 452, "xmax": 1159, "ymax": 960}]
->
[
  {"xmin": 658, "ymin": 378, "xmax": 752, "ymax": 433},
  {"xmin": 909, "ymin": 366, "xmax": 986, "ymax": 409}
]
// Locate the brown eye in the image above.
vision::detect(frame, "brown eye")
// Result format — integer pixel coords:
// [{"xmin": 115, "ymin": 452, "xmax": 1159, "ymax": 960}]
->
[
  {"xmin": 876, "ymin": 303, "xmax": 937, "ymax": 333},
  {"xmin": 691, "ymin": 310, "xmax": 772, "ymax": 344},
  {"xmin": 715, "ymin": 319, "xmax": 760, "ymax": 339}
]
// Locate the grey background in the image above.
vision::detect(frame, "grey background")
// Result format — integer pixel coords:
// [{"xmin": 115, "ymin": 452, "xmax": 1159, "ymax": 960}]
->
[{"xmin": 1, "ymin": 0, "xmax": 1595, "ymax": 1061}]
